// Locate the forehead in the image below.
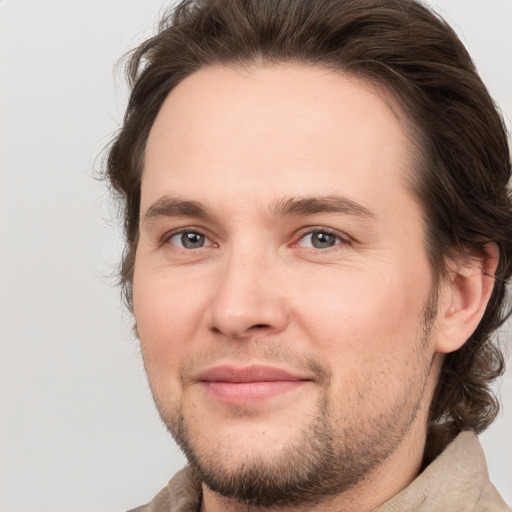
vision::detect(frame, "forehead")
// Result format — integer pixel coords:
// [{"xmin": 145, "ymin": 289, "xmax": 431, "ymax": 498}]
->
[{"xmin": 142, "ymin": 63, "xmax": 417, "ymax": 219}]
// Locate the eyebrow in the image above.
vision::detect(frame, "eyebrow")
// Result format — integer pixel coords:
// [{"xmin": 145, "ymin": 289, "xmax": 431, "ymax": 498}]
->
[
  {"xmin": 143, "ymin": 197, "xmax": 213, "ymax": 224},
  {"xmin": 271, "ymin": 196, "xmax": 376, "ymax": 219},
  {"xmin": 142, "ymin": 195, "xmax": 375, "ymax": 224}
]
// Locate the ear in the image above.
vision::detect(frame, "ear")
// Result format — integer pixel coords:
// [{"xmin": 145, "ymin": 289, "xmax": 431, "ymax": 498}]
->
[{"xmin": 435, "ymin": 243, "xmax": 499, "ymax": 354}]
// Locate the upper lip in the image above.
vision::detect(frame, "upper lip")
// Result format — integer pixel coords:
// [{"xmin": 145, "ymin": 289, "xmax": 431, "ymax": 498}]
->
[{"xmin": 195, "ymin": 365, "xmax": 312, "ymax": 383}]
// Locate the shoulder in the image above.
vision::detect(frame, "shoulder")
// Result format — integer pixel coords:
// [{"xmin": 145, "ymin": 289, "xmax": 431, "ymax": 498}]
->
[
  {"xmin": 126, "ymin": 466, "xmax": 202, "ymax": 512},
  {"xmin": 126, "ymin": 484, "xmax": 171, "ymax": 512},
  {"xmin": 376, "ymin": 431, "xmax": 511, "ymax": 511}
]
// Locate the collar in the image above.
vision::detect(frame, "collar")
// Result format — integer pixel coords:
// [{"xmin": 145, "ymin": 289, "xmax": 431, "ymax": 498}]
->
[{"xmin": 375, "ymin": 431, "xmax": 509, "ymax": 511}]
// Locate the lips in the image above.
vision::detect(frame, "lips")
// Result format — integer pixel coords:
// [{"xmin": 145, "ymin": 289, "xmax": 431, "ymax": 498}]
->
[
  {"xmin": 195, "ymin": 365, "xmax": 312, "ymax": 404},
  {"xmin": 197, "ymin": 365, "xmax": 307, "ymax": 383}
]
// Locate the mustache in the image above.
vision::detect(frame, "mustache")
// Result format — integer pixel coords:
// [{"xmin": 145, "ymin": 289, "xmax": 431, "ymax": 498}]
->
[{"xmin": 178, "ymin": 342, "xmax": 331, "ymax": 386}]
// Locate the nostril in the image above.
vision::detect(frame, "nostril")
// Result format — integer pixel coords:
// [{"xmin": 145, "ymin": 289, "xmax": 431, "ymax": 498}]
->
[{"xmin": 252, "ymin": 324, "xmax": 270, "ymax": 329}]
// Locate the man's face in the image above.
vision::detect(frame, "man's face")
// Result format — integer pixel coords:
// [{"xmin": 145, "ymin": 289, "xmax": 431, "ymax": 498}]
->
[{"xmin": 133, "ymin": 64, "xmax": 441, "ymax": 506}]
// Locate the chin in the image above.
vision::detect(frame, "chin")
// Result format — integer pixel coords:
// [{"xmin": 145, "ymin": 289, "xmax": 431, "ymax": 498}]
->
[{"xmin": 162, "ymin": 394, "xmax": 420, "ymax": 508}]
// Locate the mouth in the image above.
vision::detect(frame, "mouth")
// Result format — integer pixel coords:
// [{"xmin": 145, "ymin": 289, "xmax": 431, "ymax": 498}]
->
[{"xmin": 194, "ymin": 364, "xmax": 313, "ymax": 405}]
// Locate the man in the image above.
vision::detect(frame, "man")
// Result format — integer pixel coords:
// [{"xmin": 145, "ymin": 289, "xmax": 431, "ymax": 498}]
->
[{"xmin": 106, "ymin": 0, "xmax": 512, "ymax": 510}]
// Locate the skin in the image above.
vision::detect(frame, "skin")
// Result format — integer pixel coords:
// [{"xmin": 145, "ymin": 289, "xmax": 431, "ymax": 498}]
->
[{"xmin": 133, "ymin": 64, "xmax": 497, "ymax": 512}]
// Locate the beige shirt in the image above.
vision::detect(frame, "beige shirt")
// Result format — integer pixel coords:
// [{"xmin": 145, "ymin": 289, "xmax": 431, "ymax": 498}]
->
[{"xmin": 129, "ymin": 431, "xmax": 510, "ymax": 512}]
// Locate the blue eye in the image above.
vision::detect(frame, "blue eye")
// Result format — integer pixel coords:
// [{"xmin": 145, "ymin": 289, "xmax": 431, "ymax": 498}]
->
[
  {"xmin": 298, "ymin": 230, "xmax": 342, "ymax": 249},
  {"xmin": 169, "ymin": 231, "xmax": 208, "ymax": 249}
]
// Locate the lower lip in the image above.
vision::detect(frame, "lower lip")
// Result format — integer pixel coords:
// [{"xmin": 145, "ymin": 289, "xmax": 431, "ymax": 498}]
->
[{"xmin": 202, "ymin": 380, "xmax": 308, "ymax": 405}]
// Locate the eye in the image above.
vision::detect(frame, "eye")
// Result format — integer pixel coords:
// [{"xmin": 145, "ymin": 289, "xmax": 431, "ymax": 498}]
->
[
  {"xmin": 297, "ymin": 229, "xmax": 345, "ymax": 249},
  {"xmin": 168, "ymin": 230, "xmax": 211, "ymax": 249}
]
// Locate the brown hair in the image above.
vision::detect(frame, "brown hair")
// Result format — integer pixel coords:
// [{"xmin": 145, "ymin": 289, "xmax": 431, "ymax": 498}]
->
[{"xmin": 106, "ymin": 0, "xmax": 512, "ymax": 433}]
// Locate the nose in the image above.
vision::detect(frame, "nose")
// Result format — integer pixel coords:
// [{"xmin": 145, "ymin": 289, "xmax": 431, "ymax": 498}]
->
[{"xmin": 206, "ymin": 249, "xmax": 289, "ymax": 340}]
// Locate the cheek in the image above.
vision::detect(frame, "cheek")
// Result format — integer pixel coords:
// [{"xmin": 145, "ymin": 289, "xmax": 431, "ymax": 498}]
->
[
  {"xmin": 132, "ymin": 266, "xmax": 212, "ymax": 371},
  {"xmin": 294, "ymin": 266, "xmax": 428, "ymax": 352},
  {"xmin": 292, "ymin": 269, "xmax": 433, "ymax": 416},
  {"xmin": 291, "ymin": 263, "xmax": 434, "ymax": 404}
]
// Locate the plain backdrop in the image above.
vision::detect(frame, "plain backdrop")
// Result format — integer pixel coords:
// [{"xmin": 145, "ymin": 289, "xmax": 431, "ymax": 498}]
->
[{"xmin": 1, "ymin": 1, "xmax": 511, "ymax": 511}]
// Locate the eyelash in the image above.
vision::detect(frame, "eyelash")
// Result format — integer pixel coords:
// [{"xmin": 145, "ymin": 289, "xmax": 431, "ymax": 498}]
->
[
  {"xmin": 162, "ymin": 226, "xmax": 350, "ymax": 253},
  {"xmin": 292, "ymin": 227, "xmax": 350, "ymax": 250},
  {"xmin": 162, "ymin": 228, "xmax": 215, "ymax": 250}
]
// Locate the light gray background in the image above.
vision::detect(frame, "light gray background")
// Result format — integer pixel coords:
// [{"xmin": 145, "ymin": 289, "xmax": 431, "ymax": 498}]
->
[{"xmin": 1, "ymin": 1, "xmax": 511, "ymax": 511}]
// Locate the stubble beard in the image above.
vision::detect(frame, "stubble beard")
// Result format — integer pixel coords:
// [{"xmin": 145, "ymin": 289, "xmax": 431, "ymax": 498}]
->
[
  {"xmin": 166, "ymin": 390, "xmax": 427, "ymax": 509},
  {"xmin": 151, "ymin": 296, "xmax": 438, "ymax": 509}
]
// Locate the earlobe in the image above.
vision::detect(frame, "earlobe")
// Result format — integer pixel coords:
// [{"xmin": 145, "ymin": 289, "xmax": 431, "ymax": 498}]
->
[{"xmin": 435, "ymin": 243, "xmax": 499, "ymax": 354}]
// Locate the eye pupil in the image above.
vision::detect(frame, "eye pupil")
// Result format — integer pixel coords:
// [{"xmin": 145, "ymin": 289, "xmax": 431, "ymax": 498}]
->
[
  {"xmin": 312, "ymin": 232, "xmax": 336, "ymax": 249},
  {"xmin": 181, "ymin": 232, "xmax": 205, "ymax": 249}
]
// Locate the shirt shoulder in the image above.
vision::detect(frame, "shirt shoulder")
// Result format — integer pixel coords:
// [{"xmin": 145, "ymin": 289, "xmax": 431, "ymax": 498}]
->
[
  {"xmin": 126, "ymin": 466, "xmax": 202, "ymax": 512},
  {"xmin": 376, "ymin": 431, "xmax": 511, "ymax": 511}
]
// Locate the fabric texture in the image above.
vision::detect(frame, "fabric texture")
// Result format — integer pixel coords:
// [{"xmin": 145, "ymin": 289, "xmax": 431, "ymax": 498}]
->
[{"xmin": 128, "ymin": 431, "xmax": 510, "ymax": 512}]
